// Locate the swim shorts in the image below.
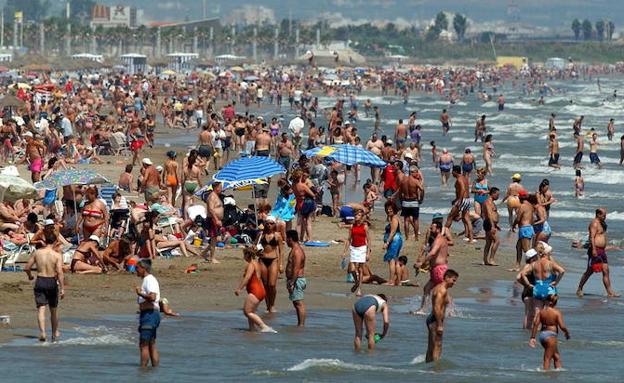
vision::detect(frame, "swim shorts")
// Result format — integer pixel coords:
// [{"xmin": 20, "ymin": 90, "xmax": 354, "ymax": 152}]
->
[
  {"xmin": 401, "ymin": 199, "xmax": 419, "ymax": 219},
  {"xmin": 548, "ymin": 153, "xmax": 560, "ymax": 166},
  {"xmin": 138, "ymin": 309, "xmax": 161, "ymax": 343},
  {"xmin": 588, "ymin": 246, "xmax": 608, "ymax": 273},
  {"xmin": 589, "ymin": 152, "xmax": 600, "ymax": 164},
  {"xmin": 454, "ymin": 198, "xmax": 471, "ymax": 214},
  {"xmin": 573, "ymin": 151, "xmax": 583, "ymax": 165},
  {"xmin": 34, "ymin": 277, "xmax": 59, "ymax": 308},
  {"xmin": 255, "ymin": 149, "xmax": 270, "ymax": 157},
  {"xmin": 430, "ymin": 264, "xmax": 448, "ymax": 286},
  {"xmin": 518, "ymin": 225, "xmax": 535, "ymax": 240},
  {"xmin": 288, "ymin": 278, "xmax": 307, "ymax": 302}
]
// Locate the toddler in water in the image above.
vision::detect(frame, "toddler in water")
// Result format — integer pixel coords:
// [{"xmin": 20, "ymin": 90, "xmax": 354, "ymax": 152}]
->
[{"xmin": 574, "ymin": 169, "xmax": 584, "ymax": 198}]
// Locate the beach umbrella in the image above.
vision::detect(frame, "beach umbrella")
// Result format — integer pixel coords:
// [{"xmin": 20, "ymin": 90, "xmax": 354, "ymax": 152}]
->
[
  {"xmin": 34, "ymin": 169, "xmax": 109, "ymax": 190},
  {"xmin": 243, "ymin": 75, "xmax": 259, "ymax": 82},
  {"xmin": 0, "ymin": 174, "xmax": 38, "ymax": 202},
  {"xmin": 213, "ymin": 157, "xmax": 285, "ymax": 185},
  {"xmin": 230, "ymin": 66, "xmax": 244, "ymax": 72},
  {"xmin": 162, "ymin": 69, "xmax": 176, "ymax": 75},
  {"xmin": 0, "ymin": 95, "xmax": 25, "ymax": 109},
  {"xmin": 303, "ymin": 144, "xmax": 386, "ymax": 167}
]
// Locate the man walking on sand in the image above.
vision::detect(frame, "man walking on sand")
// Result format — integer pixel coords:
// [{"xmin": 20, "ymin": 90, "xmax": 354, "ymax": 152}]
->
[
  {"xmin": 135, "ymin": 259, "xmax": 161, "ymax": 368},
  {"xmin": 576, "ymin": 209, "xmax": 620, "ymax": 298},
  {"xmin": 426, "ymin": 269, "xmax": 459, "ymax": 363},
  {"xmin": 202, "ymin": 181, "xmax": 224, "ymax": 263},
  {"xmin": 25, "ymin": 231, "xmax": 65, "ymax": 342},
  {"xmin": 286, "ymin": 230, "xmax": 307, "ymax": 326}
]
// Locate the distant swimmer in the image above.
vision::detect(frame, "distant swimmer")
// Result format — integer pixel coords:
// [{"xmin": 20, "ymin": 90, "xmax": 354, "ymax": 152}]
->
[
  {"xmin": 502, "ymin": 173, "xmax": 523, "ymax": 228},
  {"xmin": 589, "ymin": 133, "xmax": 602, "ymax": 169},
  {"xmin": 529, "ymin": 294, "xmax": 570, "ymax": 370},
  {"xmin": 440, "ymin": 108, "xmax": 451, "ymax": 136},
  {"xmin": 425, "ymin": 269, "xmax": 459, "ymax": 363},
  {"xmin": 576, "ymin": 209, "xmax": 620, "ymax": 297},
  {"xmin": 352, "ymin": 294, "xmax": 389, "ymax": 351},
  {"xmin": 497, "ymin": 94, "xmax": 505, "ymax": 111},
  {"xmin": 607, "ymin": 118, "xmax": 615, "ymax": 141},
  {"xmin": 548, "ymin": 133, "xmax": 560, "ymax": 169},
  {"xmin": 474, "ymin": 115, "xmax": 486, "ymax": 142}
]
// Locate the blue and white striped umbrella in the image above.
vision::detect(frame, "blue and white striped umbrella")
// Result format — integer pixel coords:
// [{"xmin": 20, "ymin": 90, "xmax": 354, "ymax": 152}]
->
[
  {"xmin": 213, "ymin": 156, "xmax": 286, "ymax": 185},
  {"xmin": 303, "ymin": 144, "xmax": 386, "ymax": 167}
]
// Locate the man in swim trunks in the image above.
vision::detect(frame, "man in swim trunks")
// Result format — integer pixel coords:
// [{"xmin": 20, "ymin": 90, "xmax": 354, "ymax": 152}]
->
[
  {"xmin": 286, "ymin": 230, "xmax": 306, "ymax": 327},
  {"xmin": 440, "ymin": 108, "xmax": 451, "ymax": 136},
  {"xmin": 140, "ymin": 158, "xmax": 161, "ymax": 202},
  {"xmin": 589, "ymin": 132, "xmax": 602, "ymax": 169},
  {"xmin": 573, "ymin": 132, "xmax": 584, "ymax": 169},
  {"xmin": 202, "ymin": 182, "xmax": 224, "ymax": 264},
  {"xmin": 394, "ymin": 119, "xmax": 408, "ymax": 149},
  {"xmin": 426, "ymin": 269, "xmax": 458, "ymax": 363},
  {"xmin": 548, "ymin": 133, "xmax": 560, "ymax": 169},
  {"xmin": 482, "ymin": 187, "xmax": 501, "ymax": 266},
  {"xmin": 438, "ymin": 149, "xmax": 453, "ymax": 186},
  {"xmin": 197, "ymin": 124, "xmax": 214, "ymax": 159},
  {"xmin": 445, "ymin": 165, "xmax": 473, "ymax": 243},
  {"xmin": 277, "ymin": 133, "xmax": 294, "ymax": 175},
  {"xmin": 511, "ymin": 190, "xmax": 534, "ymax": 271},
  {"xmin": 24, "ymin": 230, "xmax": 65, "ymax": 342},
  {"xmin": 163, "ymin": 151, "xmax": 179, "ymax": 205},
  {"xmin": 475, "ymin": 115, "xmax": 486, "ymax": 142},
  {"xmin": 414, "ymin": 222, "xmax": 449, "ymax": 314},
  {"xmin": 394, "ymin": 165, "xmax": 424, "ymax": 241},
  {"xmin": 576, "ymin": 208, "xmax": 619, "ymax": 297},
  {"xmin": 135, "ymin": 259, "xmax": 161, "ymax": 368},
  {"xmin": 254, "ymin": 126, "xmax": 272, "ymax": 157}
]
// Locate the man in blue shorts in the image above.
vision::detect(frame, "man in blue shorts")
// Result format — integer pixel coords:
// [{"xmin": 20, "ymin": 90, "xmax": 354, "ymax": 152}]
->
[{"xmin": 135, "ymin": 260, "xmax": 161, "ymax": 368}]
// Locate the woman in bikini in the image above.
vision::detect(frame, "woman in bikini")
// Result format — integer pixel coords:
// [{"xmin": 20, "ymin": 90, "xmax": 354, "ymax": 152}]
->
[
  {"xmin": 70, "ymin": 235, "xmax": 104, "ymax": 274},
  {"xmin": 529, "ymin": 294, "xmax": 570, "ymax": 370},
  {"xmin": 257, "ymin": 216, "xmax": 283, "ymax": 313},
  {"xmin": 79, "ymin": 186, "xmax": 108, "ymax": 239},
  {"xmin": 483, "ymin": 134, "xmax": 496, "ymax": 176},
  {"xmin": 234, "ymin": 248, "xmax": 276, "ymax": 333},
  {"xmin": 163, "ymin": 151, "xmax": 179, "ymax": 205},
  {"xmin": 182, "ymin": 150, "xmax": 203, "ymax": 214}
]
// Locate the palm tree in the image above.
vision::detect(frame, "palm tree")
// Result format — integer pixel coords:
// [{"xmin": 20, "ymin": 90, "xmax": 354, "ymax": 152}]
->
[
  {"xmin": 582, "ymin": 19, "xmax": 593, "ymax": 40},
  {"xmin": 571, "ymin": 19, "xmax": 581, "ymax": 40},
  {"xmin": 595, "ymin": 20, "xmax": 605, "ymax": 41}
]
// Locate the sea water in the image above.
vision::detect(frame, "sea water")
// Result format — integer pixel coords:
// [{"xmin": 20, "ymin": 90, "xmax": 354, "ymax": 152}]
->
[{"xmin": 4, "ymin": 78, "xmax": 623, "ymax": 381}]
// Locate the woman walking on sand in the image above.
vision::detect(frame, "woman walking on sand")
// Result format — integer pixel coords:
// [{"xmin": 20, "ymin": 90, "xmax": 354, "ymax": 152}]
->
[
  {"xmin": 382, "ymin": 201, "xmax": 403, "ymax": 285},
  {"xmin": 343, "ymin": 209, "xmax": 371, "ymax": 296},
  {"xmin": 235, "ymin": 248, "xmax": 276, "ymax": 333}
]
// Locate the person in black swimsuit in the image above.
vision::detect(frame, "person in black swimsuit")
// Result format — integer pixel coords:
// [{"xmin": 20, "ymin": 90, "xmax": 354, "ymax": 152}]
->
[{"xmin": 257, "ymin": 215, "xmax": 283, "ymax": 313}]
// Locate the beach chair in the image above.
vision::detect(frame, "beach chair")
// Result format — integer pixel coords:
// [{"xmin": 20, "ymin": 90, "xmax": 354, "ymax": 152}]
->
[
  {"xmin": 98, "ymin": 184, "xmax": 118, "ymax": 209},
  {"xmin": 0, "ymin": 241, "xmax": 32, "ymax": 272},
  {"xmin": 110, "ymin": 132, "xmax": 130, "ymax": 156}
]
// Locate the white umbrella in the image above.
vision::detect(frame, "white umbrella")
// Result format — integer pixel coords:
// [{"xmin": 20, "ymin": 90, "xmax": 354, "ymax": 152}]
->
[{"xmin": 0, "ymin": 173, "xmax": 38, "ymax": 202}]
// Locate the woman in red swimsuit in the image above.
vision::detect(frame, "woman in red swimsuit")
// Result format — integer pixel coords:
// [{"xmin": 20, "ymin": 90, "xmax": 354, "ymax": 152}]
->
[
  {"xmin": 79, "ymin": 186, "xmax": 108, "ymax": 239},
  {"xmin": 234, "ymin": 248, "xmax": 275, "ymax": 333}
]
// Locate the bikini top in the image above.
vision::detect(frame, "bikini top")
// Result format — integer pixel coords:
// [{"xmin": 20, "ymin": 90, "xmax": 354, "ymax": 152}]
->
[
  {"xmin": 261, "ymin": 234, "xmax": 279, "ymax": 247},
  {"xmin": 82, "ymin": 209, "xmax": 104, "ymax": 219}
]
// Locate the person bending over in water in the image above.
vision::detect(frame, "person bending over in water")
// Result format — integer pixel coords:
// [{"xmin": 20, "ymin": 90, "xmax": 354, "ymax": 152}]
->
[
  {"xmin": 234, "ymin": 248, "xmax": 276, "ymax": 333},
  {"xmin": 351, "ymin": 294, "xmax": 389, "ymax": 351},
  {"xmin": 426, "ymin": 269, "xmax": 459, "ymax": 363},
  {"xmin": 529, "ymin": 294, "xmax": 570, "ymax": 370}
]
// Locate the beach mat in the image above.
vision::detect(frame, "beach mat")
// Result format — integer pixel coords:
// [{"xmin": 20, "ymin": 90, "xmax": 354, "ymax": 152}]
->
[{"xmin": 304, "ymin": 241, "xmax": 330, "ymax": 247}]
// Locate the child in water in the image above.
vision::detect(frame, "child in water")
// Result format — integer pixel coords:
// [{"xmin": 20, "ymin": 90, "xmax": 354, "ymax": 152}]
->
[
  {"xmin": 574, "ymin": 169, "xmax": 584, "ymax": 198},
  {"xmin": 529, "ymin": 294, "xmax": 570, "ymax": 370},
  {"xmin": 430, "ymin": 141, "xmax": 438, "ymax": 166}
]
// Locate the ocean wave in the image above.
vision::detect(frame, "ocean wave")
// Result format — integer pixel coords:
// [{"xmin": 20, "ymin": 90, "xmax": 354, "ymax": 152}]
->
[
  {"xmin": 55, "ymin": 334, "xmax": 133, "ymax": 346},
  {"xmin": 505, "ymin": 102, "xmax": 538, "ymax": 110},
  {"xmin": 287, "ymin": 358, "xmax": 402, "ymax": 373},
  {"xmin": 410, "ymin": 354, "xmax": 426, "ymax": 365}
]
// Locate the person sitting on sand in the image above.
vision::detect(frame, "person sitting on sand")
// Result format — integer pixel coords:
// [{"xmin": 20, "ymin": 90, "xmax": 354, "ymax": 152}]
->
[
  {"xmin": 234, "ymin": 248, "xmax": 276, "ymax": 333},
  {"xmin": 70, "ymin": 235, "xmax": 105, "ymax": 274},
  {"xmin": 101, "ymin": 237, "xmax": 133, "ymax": 271},
  {"xmin": 361, "ymin": 264, "xmax": 387, "ymax": 285},
  {"xmin": 529, "ymin": 294, "xmax": 570, "ymax": 370},
  {"xmin": 352, "ymin": 294, "xmax": 390, "ymax": 351}
]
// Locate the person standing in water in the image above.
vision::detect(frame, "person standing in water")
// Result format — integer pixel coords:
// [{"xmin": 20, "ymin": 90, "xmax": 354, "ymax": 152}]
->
[
  {"xmin": 440, "ymin": 108, "xmax": 451, "ymax": 136},
  {"xmin": 574, "ymin": 169, "xmax": 584, "ymax": 198},
  {"xmin": 438, "ymin": 149, "xmax": 453, "ymax": 187},
  {"xmin": 502, "ymin": 173, "xmax": 523, "ymax": 228},
  {"xmin": 607, "ymin": 118, "xmax": 615, "ymax": 141},
  {"xmin": 285, "ymin": 230, "xmax": 306, "ymax": 327},
  {"xmin": 483, "ymin": 134, "xmax": 495, "ymax": 176},
  {"xmin": 529, "ymin": 294, "xmax": 570, "ymax": 370},
  {"xmin": 446, "ymin": 165, "xmax": 473, "ymax": 243},
  {"xmin": 589, "ymin": 133, "xmax": 602, "ymax": 169},
  {"xmin": 576, "ymin": 209, "xmax": 620, "ymax": 297},
  {"xmin": 482, "ymin": 187, "xmax": 501, "ymax": 266},
  {"xmin": 235, "ymin": 248, "xmax": 276, "ymax": 333},
  {"xmin": 426, "ymin": 269, "xmax": 459, "ymax": 363},
  {"xmin": 548, "ymin": 113, "xmax": 556, "ymax": 131},
  {"xmin": 497, "ymin": 94, "xmax": 505, "ymax": 111},
  {"xmin": 573, "ymin": 132, "xmax": 584, "ymax": 169},
  {"xmin": 24, "ymin": 231, "xmax": 65, "ymax": 342},
  {"xmin": 474, "ymin": 115, "xmax": 486, "ymax": 142},
  {"xmin": 134, "ymin": 259, "xmax": 161, "ymax": 368},
  {"xmin": 352, "ymin": 294, "xmax": 389, "ymax": 351},
  {"xmin": 511, "ymin": 190, "xmax": 535, "ymax": 271},
  {"xmin": 548, "ymin": 133, "xmax": 560, "ymax": 169}
]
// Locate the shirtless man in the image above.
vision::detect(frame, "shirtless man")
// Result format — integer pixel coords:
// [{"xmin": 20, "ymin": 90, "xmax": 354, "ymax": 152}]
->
[
  {"xmin": 277, "ymin": 133, "xmax": 294, "ymax": 175},
  {"xmin": 285, "ymin": 230, "xmax": 306, "ymax": 326},
  {"xmin": 576, "ymin": 209, "xmax": 619, "ymax": 297},
  {"xmin": 197, "ymin": 124, "xmax": 214, "ymax": 160},
  {"xmin": 438, "ymin": 149, "xmax": 454, "ymax": 187},
  {"xmin": 163, "ymin": 151, "xmax": 179, "ymax": 205},
  {"xmin": 22, "ymin": 132, "xmax": 46, "ymax": 182},
  {"xmin": 445, "ymin": 165, "xmax": 473, "ymax": 243},
  {"xmin": 394, "ymin": 119, "xmax": 408, "ymax": 149},
  {"xmin": 548, "ymin": 133, "xmax": 560, "ymax": 169},
  {"xmin": 415, "ymin": 221, "xmax": 450, "ymax": 314},
  {"xmin": 440, "ymin": 109, "xmax": 451, "ymax": 136},
  {"xmin": 573, "ymin": 115, "xmax": 584, "ymax": 136},
  {"xmin": 548, "ymin": 113, "xmax": 556, "ymax": 131},
  {"xmin": 426, "ymin": 269, "xmax": 458, "ymax": 363},
  {"xmin": 573, "ymin": 132, "xmax": 584, "ymax": 169},
  {"xmin": 589, "ymin": 133, "xmax": 602, "ymax": 169},
  {"xmin": 475, "ymin": 115, "xmax": 486, "ymax": 142},
  {"xmin": 24, "ymin": 231, "xmax": 65, "ymax": 342},
  {"xmin": 366, "ymin": 133, "xmax": 384, "ymax": 183},
  {"xmin": 394, "ymin": 165, "xmax": 424, "ymax": 241},
  {"xmin": 511, "ymin": 191, "xmax": 534, "ymax": 271},
  {"xmin": 482, "ymin": 187, "xmax": 501, "ymax": 266},
  {"xmin": 607, "ymin": 118, "xmax": 615, "ymax": 141},
  {"xmin": 254, "ymin": 127, "xmax": 272, "ymax": 157},
  {"xmin": 140, "ymin": 158, "xmax": 161, "ymax": 203},
  {"xmin": 202, "ymin": 181, "xmax": 224, "ymax": 264}
]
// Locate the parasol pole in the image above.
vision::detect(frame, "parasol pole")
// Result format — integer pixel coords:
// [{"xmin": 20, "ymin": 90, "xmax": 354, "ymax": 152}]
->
[
  {"xmin": 73, "ymin": 187, "xmax": 80, "ymax": 243},
  {"xmin": 252, "ymin": 184, "xmax": 258, "ymax": 226}
]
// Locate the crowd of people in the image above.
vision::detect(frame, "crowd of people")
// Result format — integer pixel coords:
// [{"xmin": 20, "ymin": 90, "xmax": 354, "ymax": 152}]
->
[{"xmin": 3, "ymin": 60, "xmax": 621, "ymax": 370}]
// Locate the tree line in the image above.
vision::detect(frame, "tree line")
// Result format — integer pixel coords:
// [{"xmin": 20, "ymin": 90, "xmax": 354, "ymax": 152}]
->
[{"xmin": 571, "ymin": 19, "xmax": 615, "ymax": 41}]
